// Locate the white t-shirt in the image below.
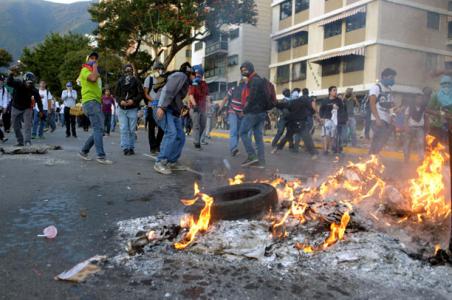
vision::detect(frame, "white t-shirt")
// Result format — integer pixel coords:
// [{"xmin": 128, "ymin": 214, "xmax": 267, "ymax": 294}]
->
[
  {"xmin": 404, "ymin": 106, "xmax": 424, "ymax": 127},
  {"xmin": 0, "ymin": 86, "xmax": 10, "ymax": 109},
  {"xmin": 369, "ymin": 84, "xmax": 393, "ymax": 123},
  {"xmin": 36, "ymin": 89, "xmax": 53, "ymax": 111},
  {"xmin": 61, "ymin": 89, "xmax": 77, "ymax": 108}
]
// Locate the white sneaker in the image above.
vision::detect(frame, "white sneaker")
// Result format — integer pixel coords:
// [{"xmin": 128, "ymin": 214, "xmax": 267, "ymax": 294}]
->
[
  {"xmin": 96, "ymin": 157, "xmax": 113, "ymax": 165},
  {"xmin": 168, "ymin": 162, "xmax": 188, "ymax": 171},
  {"xmin": 78, "ymin": 152, "xmax": 92, "ymax": 161},
  {"xmin": 154, "ymin": 161, "xmax": 172, "ymax": 175}
]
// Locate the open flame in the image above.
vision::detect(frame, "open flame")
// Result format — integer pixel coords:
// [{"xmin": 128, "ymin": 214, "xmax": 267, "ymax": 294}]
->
[
  {"xmin": 407, "ymin": 136, "xmax": 451, "ymax": 223},
  {"xmin": 228, "ymin": 174, "xmax": 245, "ymax": 185},
  {"xmin": 174, "ymin": 183, "xmax": 214, "ymax": 250}
]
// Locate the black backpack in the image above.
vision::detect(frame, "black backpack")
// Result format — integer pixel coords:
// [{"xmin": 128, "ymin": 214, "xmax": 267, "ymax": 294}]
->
[{"xmin": 262, "ymin": 78, "xmax": 277, "ymax": 111}]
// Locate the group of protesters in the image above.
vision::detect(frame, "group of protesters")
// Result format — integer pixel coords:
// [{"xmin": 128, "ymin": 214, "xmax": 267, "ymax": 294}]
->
[{"xmin": 2, "ymin": 49, "xmax": 452, "ymax": 174}]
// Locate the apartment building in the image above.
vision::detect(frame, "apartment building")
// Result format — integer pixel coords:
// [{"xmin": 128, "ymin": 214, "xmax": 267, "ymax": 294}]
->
[
  {"xmin": 191, "ymin": 0, "xmax": 272, "ymax": 101},
  {"xmin": 270, "ymin": 0, "xmax": 452, "ymax": 97}
]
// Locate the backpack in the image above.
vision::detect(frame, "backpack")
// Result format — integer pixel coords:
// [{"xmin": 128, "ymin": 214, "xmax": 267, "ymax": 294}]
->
[{"xmin": 262, "ymin": 78, "xmax": 277, "ymax": 111}]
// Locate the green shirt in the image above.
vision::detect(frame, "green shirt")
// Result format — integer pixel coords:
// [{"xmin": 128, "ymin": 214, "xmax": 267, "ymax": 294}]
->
[
  {"xmin": 79, "ymin": 67, "xmax": 102, "ymax": 104},
  {"xmin": 428, "ymin": 93, "xmax": 451, "ymax": 129}
]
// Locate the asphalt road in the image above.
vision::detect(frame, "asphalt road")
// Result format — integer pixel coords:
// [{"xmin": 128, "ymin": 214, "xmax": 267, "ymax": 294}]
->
[{"xmin": 0, "ymin": 126, "xmax": 425, "ymax": 300}]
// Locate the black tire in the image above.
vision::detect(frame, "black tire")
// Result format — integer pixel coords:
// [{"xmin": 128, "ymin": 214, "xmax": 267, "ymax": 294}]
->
[{"xmin": 185, "ymin": 183, "xmax": 278, "ymax": 221}]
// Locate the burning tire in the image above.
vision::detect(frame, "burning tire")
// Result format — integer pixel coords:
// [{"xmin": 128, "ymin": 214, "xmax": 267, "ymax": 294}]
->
[{"xmin": 186, "ymin": 183, "xmax": 278, "ymax": 221}]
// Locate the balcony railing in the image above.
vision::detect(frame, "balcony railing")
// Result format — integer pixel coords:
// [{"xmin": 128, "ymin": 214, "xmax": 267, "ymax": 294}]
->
[
  {"xmin": 205, "ymin": 40, "xmax": 228, "ymax": 57},
  {"xmin": 205, "ymin": 67, "xmax": 226, "ymax": 79}
]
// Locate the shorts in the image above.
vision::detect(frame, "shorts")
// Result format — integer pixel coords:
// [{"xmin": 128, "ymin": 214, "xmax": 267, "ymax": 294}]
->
[{"xmin": 322, "ymin": 119, "xmax": 336, "ymax": 138}]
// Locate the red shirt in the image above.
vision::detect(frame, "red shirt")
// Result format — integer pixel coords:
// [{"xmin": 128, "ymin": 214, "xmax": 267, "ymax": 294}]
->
[{"xmin": 188, "ymin": 81, "xmax": 209, "ymax": 112}]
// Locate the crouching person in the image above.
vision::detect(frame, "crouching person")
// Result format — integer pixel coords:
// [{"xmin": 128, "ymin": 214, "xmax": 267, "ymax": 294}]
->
[{"xmin": 153, "ymin": 62, "xmax": 195, "ymax": 175}]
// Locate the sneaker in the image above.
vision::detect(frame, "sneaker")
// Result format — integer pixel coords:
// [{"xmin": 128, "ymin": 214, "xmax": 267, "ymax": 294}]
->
[
  {"xmin": 1, "ymin": 138, "xmax": 7, "ymax": 143},
  {"xmin": 241, "ymin": 156, "xmax": 259, "ymax": 167},
  {"xmin": 128, "ymin": 149, "xmax": 135, "ymax": 155},
  {"xmin": 78, "ymin": 152, "xmax": 92, "ymax": 161},
  {"xmin": 194, "ymin": 144, "xmax": 201, "ymax": 150},
  {"xmin": 25, "ymin": 142, "xmax": 32, "ymax": 147},
  {"xmin": 201, "ymin": 141, "xmax": 208, "ymax": 145},
  {"xmin": 168, "ymin": 162, "xmax": 188, "ymax": 171},
  {"xmin": 14, "ymin": 143, "xmax": 24, "ymax": 147},
  {"xmin": 124, "ymin": 149, "xmax": 130, "ymax": 156},
  {"xmin": 271, "ymin": 148, "xmax": 278, "ymax": 154},
  {"xmin": 251, "ymin": 162, "xmax": 266, "ymax": 169},
  {"xmin": 96, "ymin": 157, "xmax": 113, "ymax": 165},
  {"xmin": 154, "ymin": 161, "xmax": 172, "ymax": 175},
  {"xmin": 231, "ymin": 148, "xmax": 239, "ymax": 157}
]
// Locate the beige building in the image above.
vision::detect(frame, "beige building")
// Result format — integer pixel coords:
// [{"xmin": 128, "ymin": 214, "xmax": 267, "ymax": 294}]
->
[
  {"xmin": 270, "ymin": 0, "xmax": 452, "ymax": 97},
  {"xmin": 192, "ymin": 0, "xmax": 272, "ymax": 101}
]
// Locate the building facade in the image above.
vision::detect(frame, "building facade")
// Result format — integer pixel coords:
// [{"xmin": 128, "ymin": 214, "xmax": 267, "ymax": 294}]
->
[
  {"xmin": 270, "ymin": 0, "xmax": 452, "ymax": 97},
  {"xmin": 192, "ymin": 0, "xmax": 272, "ymax": 101}
]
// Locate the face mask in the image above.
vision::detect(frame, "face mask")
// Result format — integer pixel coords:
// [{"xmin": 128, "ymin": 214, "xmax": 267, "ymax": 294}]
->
[
  {"xmin": 241, "ymin": 71, "xmax": 249, "ymax": 77},
  {"xmin": 86, "ymin": 60, "xmax": 96, "ymax": 67},
  {"xmin": 382, "ymin": 78, "xmax": 395, "ymax": 87}
]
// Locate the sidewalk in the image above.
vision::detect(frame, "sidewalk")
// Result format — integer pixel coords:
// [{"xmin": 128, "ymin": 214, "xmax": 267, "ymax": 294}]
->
[{"xmin": 210, "ymin": 129, "xmax": 412, "ymax": 161}]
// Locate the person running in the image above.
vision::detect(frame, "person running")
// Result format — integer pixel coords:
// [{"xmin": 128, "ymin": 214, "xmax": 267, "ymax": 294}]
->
[
  {"xmin": 153, "ymin": 62, "xmax": 194, "ymax": 175},
  {"xmin": 221, "ymin": 80, "xmax": 246, "ymax": 156},
  {"xmin": 32, "ymin": 80, "xmax": 53, "ymax": 139},
  {"xmin": 7, "ymin": 68, "xmax": 43, "ymax": 147},
  {"xmin": 319, "ymin": 87, "xmax": 337, "ymax": 155},
  {"xmin": 61, "ymin": 81, "xmax": 78, "ymax": 137},
  {"xmin": 115, "ymin": 64, "xmax": 143, "ymax": 155},
  {"xmin": 189, "ymin": 65, "xmax": 209, "ymax": 149},
  {"xmin": 239, "ymin": 61, "xmax": 267, "ymax": 168},
  {"xmin": 369, "ymin": 68, "xmax": 397, "ymax": 155},
  {"xmin": 343, "ymin": 88, "xmax": 359, "ymax": 147},
  {"xmin": 78, "ymin": 51, "xmax": 112, "ymax": 164},
  {"xmin": 272, "ymin": 88, "xmax": 291, "ymax": 149},
  {"xmin": 101, "ymin": 89, "xmax": 115, "ymax": 136},
  {"xmin": 144, "ymin": 61, "xmax": 166, "ymax": 154}
]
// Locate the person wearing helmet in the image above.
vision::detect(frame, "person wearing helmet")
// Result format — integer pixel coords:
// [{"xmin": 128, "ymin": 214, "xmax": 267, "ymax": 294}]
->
[
  {"xmin": 78, "ymin": 51, "xmax": 113, "ymax": 164},
  {"xmin": 115, "ymin": 63, "xmax": 143, "ymax": 156},
  {"xmin": 7, "ymin": 67, "xmax": 43, "ymax": 146},
  {"xmin": 153, "ymin": 62, "xmax": 195, "ymax": 175},
  {"xmin": 189, "ymin": 64, "xmax": 209, "ymax": 149},
  {"xmin": 144, "ymin": 61, "xmax": 166, "ymax": 154}
]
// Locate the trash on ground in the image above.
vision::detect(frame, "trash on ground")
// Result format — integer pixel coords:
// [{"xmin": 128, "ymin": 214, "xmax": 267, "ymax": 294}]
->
[
  {"xmin": 55, "ymin": 255, "xmax": 107, "ymax": 283},
  {"xmin": 37, "ymin": 225, "xmax": 58, "ymax": 239}
]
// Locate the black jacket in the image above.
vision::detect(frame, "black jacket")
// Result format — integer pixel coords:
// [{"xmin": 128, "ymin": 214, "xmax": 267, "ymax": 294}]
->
[
  {"xmin": 276, "ymin": 96, "xmax": 313, "ymax": 122},
  {"xmin": 7, "ymin": 74, "xmax": 43, "ymax": 111},
  {"xmin": 243, "ymin": 73, "xmax": 267, "ymax": 114},
  {"xmin": 115, "ymin": 75, "xmax": 143, "ymax": 110}
]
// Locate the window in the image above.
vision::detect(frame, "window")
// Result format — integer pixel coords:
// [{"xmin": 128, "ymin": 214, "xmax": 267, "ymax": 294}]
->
[
  {"xmin": 295, "ymin": 0, "xmax": 309, "ymax": 13},
  {"xmin": 185, "ymin": 49, "xmax": 192, "ymax": 57},
  {"xmin": 445, "ymin": 62, "xmax": 452, "ymax": 70},
  {"xmin": 227, "ymin": 55, "xmax": 239, "ymax": 66},
  {"xmin": 346, "ymin": 12, "xmax": 366, "ymax": 32},
  {"xmin": 194, "ymin": 42, "xmax": 203, "ymax": 51},
  {"xmin": 321, "ymin": 58, "xmax": 341, "ymax": 76},
  {"xmin": 292, "ymin": 61, "xmax": 307, "ymax": 81},
  {"xmin": 324, "ymin": 20, "xmax": 342, "ymax": 38},
  {"xmin": 292, "ymin": 31, "xmax": 308, "ymax": 48},
  {"xmin": 343, "ymin": 56, "xmax": 365, "ymax": 73},
  {"xmin": 277, "ymin": 65, "xmax": 290, "ymax": 84},
  {"xmin": 229, "ymin": 28, "xmax": 239, "ymax": 40},
  {"xmin": 427, "ymin": 12, "xmax": 440, "ymax": 30},
  {"xmin": 277, "ymin": 36, "xmax": 292, "ymax": 52},
  {"xmin": 280, "ymin": 0, "xmax": 292, "ymax": 20},
  {"xmin": 449, "ymin": 1, "xmax": 452, "ymax": 11}
]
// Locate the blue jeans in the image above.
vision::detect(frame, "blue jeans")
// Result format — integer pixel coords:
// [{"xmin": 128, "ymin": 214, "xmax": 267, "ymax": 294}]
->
[
  {"xmin": 240, "ymin": 112, "xmax": 266, "ymax": 163},
  {"xmin": 32, "ymin": 110, "xmax": 47, "ymax": 137},
  {"xmin": 154, "ymin": 110, "xmax": 185, "ymax": 163},
  {"xmin": 48, "ymin": 111, "xmax": 56, "ymax": 131},
  {"xmin": 228, "ymin": 112, "xmax": 242, "ymax": 152},
  {"xmin": 369, "ymin": 121, "xmax": 393, "ymax": 154},
  {"xmin": 81, "ymin": 101, "xmax": 106, "ymax": 158},
  {"xmin": 111, "ymin": 114, "xmax": 118, "ymax": 132},
  {"xmin": 118, "ymin": 108, "xmax": 138, "ymax": 150},
  {"xmin": 344, "ymin": 117, "xmax": 357, "ymax": 146}
]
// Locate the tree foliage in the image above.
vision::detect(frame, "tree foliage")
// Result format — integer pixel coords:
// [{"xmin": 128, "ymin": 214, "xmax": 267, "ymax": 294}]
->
[
  {"xmin": 0, "ymin": 48, "xmax": 13, "ymax": 68},
  {"xmin": 20, "ymin": 33, "xmax": 92, "ymax": 95},
  {"xmin": 89, "ymin": 0, "xmax": 257, "ymax": 74}
]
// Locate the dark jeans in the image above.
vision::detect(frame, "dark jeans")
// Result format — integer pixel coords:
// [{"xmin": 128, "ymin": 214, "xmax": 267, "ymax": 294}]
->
[
  {"xmin": 0, "ymin": 127, "xmax": 4, "ymax": 140},
  {"xmin": 333, "ymin": 124, "xmax": 345, "ymax": 153},
  {"xmin": 103, "ymin": 111, "xmax": 112, "ymax": 134},
  {"xmin": 364, "ymin": 109, "xmax": 372, "ymax": 139},
  {"xmin": 295, "ymin": 121, "xmax": 317, "ymax": 155},
  {"xmin": 240, "ymin": 112, "xmax": 266, "ymax": 163},
  {"xmin": 64, "ymin": 107, "xmax": 76, "ymax": 137},
  {"xmin": 147, "ymin": 107, "xmax": 164, "ymax": 152},
  {"xmin": 2, "ymin": 111, "xmax": 11, "ymax": 132},
  {"xmin": 272, "ymin": 117, "xmax": 287, "ymax": 148},
  {"xmin": 369, "ymin": 121, "xmax": 393, "ymax": 154}
]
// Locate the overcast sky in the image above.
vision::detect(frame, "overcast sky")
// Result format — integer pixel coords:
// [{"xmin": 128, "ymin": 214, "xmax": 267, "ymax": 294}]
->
[{"xmin": 45, "ymin": 0, "xmax": 92, "ymax": 4}]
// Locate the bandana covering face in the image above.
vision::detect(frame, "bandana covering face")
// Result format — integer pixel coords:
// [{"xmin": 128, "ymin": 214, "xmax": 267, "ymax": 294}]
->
[{"xmin": 437, "ymin": 76, "xmax": 452, "ymax": 108}]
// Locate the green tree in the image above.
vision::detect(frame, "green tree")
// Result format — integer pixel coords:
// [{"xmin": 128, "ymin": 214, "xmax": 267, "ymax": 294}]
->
[
  {"xmin": 0, "ymin": 48, "xmax": 13, "ymax": 68},
  {"xmin": 20, "ymin": 33, "xmax": 92, "ymax": 95},
  {"xmin": 89, "ymin": 0, "xmax": 257, "ymax": 74}
]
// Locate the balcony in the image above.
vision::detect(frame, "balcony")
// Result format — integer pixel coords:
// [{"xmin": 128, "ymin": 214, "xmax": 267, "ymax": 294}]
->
[
  {"xmin": 205, "ymin": 67, "xmax": 226, "ymax": 79},
  {"xmin": 205, "ymin": 40, "xmax": 228, "ymax": 57}
]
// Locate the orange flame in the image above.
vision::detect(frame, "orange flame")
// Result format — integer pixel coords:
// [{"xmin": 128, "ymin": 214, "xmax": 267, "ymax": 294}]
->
[
  {"xmin": 434, "ymin": 244, "xmax": 441, "ymax": 255},
  {"xmin": 228, "ymin": 174, "xmax": 245, "ymax": 185},
  {"xmin": 174, "ymin": 183, "xmax": 214, "ymax": 250},
  {"xmin": 322, "ymin": 211, "xmax": 350, "ymax": 250},
  {"xmin": 408, "ymin": 136, "xmax": 451, "ymax": 223}
]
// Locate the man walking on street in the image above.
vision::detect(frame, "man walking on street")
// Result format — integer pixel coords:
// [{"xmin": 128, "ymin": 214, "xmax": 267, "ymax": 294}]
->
[
  {"xmin": 32, "ymin": 80, "xmax": 53, "ymax": 139},
  {"xmin": 369, "ymin": 68, "xmax": 397, "ymax": 155},
  {"xmin": 239, "ymin": 61, "xmax": 267, "ymax": 168},
  {"xmin": 115, "ymin": 64, "xmax": 143, "ymax": 155},
  {"xmin": 189, "ymin": 65, "xmax": 209, "ymax": 149},
  {"xmin": 61, "ymin": 81, "xmax": 77, "ymax": 137},
  {"xmin": 78, "ymin": 52, "xmax": 112, "ymax": 164},
  {"xmin": 153, "ymin": 62, "xmax": 194, "ymax": 175},
  {"xmin": 7, "ymin": 69, "xmax": 43, "ymax": 146}
]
